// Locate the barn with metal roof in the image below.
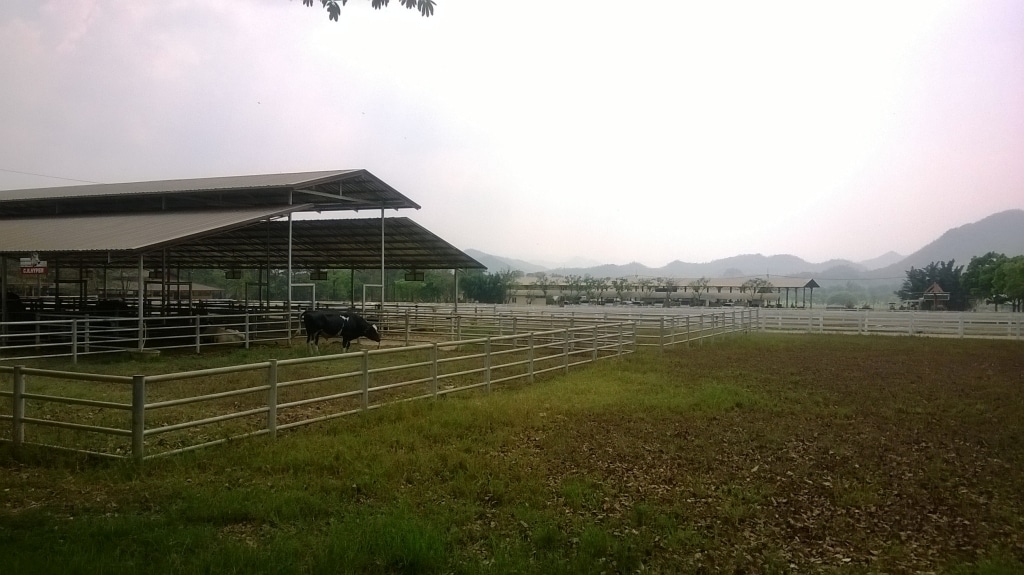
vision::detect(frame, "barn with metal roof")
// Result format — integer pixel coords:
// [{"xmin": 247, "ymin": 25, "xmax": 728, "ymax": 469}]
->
[{"xmin": 0, "ymin": 170, "xmax": 483, "ymax": 318}]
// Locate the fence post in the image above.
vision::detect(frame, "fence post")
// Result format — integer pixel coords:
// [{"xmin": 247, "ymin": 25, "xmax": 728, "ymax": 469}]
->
[
  {"xmin": 431, "ymin": 343, "xmax": 439, "ymax": 397},
  {"xmin": 405, "ymin": 312, "xmax": 411, "ymax": 347},
  {"xmin": 699, "ymin": 315, "xmax": 705, "ymax": 347},
  {"xmin": 71, "ymin": 319, "xmax": 79, "ymax": 365},
  {"xmin": 267, "ymin": 359, "xmax": 278, "ymax": 439},
  {"xmin": 83, "ymin": 317, "xmax": 91, "ymax": 354},
  {"xmin": 563, "ymin": 328, "xmax": 570, "ymax": 374},
  {"xmin": 361, "ymin": 350, "xmax": 370, "ymax": 410},
  {"xmin": 131, "ymin": 375, "xmax": 146, "ymax": 463},
  {"xmin": 659, "ymin": 317, "xmax": 665, "ymax": 350},
  {"xmin": 456, "ymin": 315, "xmax": 462, "ymax": 342},
  {"xmin": 592, "ymin": 325, "xmax": 599, "ymax": 362},
  {"xmin": 12, "ymin": 366, "xmax": 25, "ymax": 449},
  {"xmin": 617, "ymin": 323, "xmax": 624, "ymax": 355},
  {"xmin": 528, "ymin": 333, "xmax": 535, "ymax": 384},
  {"xmin": 244, "ymin": 313, "xmax": 251, "ymax": 349},
  {"xmin": 484, "ymin": 338, "xmax": 492, "ymax": 393},
  {"xmin": 686, "ymin": 316, "xmax": 691, "ymax": 347},
  {"xmin": 194, "ymin": 316, "xmax": 202, "ymax": 354}
]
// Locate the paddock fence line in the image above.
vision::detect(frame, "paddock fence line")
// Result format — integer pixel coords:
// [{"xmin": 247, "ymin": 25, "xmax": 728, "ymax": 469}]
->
[
  {"xmin": 372, "ymin": 307, "xmax": 756, "ymax": 351},
  {"xmin": 0, "ymin": 311, "xmax": 289, "ymax": 363},
  {"xmin": 757, "ymin": 309, "xmax": 1023, "ymax": 340},
  {"xmin": 0, "ymin": 321, "xmax": 638, "ymax": 462},
  {"xmin": 1, "ymin": 305, "xmax": 754, "ymax": 363}
]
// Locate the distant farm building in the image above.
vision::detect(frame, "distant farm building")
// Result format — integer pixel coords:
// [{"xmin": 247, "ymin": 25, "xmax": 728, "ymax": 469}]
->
[{"xmin": 511, "ymin": 275, "xmax": 820, "ymax": 308}]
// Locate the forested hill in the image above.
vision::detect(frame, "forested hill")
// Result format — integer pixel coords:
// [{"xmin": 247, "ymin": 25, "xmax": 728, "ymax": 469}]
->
[
  {"xmin": 467, "ymin": 208, "xmax": 1024, "ymax": 279},
  {"xmin": 866, "ymin": 209, "xmax": 1024, "ymax": 278}
]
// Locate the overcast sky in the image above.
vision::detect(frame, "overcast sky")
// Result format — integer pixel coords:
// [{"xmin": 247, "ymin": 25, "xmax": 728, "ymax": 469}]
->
[{"xmin": 2, "ymin": 1, "xmax": 1022, "ymax": 268}]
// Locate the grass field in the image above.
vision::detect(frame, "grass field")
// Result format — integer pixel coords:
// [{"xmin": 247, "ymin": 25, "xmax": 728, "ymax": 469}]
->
[{"xmin": 2, "ymin": 333, "xmax": 1023, "ymax": 574}]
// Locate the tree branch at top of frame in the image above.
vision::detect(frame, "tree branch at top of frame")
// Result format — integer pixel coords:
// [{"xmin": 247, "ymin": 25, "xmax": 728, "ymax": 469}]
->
[{"xmin": 299, "ymin": 0, "xmax": 436, "ymax": 21}]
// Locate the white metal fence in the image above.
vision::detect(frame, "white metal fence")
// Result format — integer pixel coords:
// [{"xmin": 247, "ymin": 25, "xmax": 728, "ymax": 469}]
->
[
  {"xmin": 0, "ymin": 305, "xmax": 756, "ymax": 363},
  {"xmin": 0, "ymin": 320, "xmax": 642, "ymax": 461},
  {"xmin": 6, "ymin": 305, "xmax": 1020, "ymax": 462},
  {"xmin": 757, "ymin": 309, "xmax": 1023, "ymax": 339},
  {"xmin": 0, "ymin": 311, "xmax": 289, "ymax": 363}
]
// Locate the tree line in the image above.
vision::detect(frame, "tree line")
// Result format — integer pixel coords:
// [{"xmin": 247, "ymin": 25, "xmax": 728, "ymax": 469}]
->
[{"xmin": 897, "ymin": 252, "xmax": 1024, "ymax": 312}]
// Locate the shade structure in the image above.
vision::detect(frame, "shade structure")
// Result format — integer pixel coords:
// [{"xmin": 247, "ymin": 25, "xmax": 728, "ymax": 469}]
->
[
  {"xmin": 0, "ymin": 213, "xmax": 483, "ymax": 271},
  {"xmin": 0, "ymin": 170, "xmax": 482, "ymax": 271},
  {"xmin": 0, "ymin": 169, "xmax": 420, "ymax": 217}
]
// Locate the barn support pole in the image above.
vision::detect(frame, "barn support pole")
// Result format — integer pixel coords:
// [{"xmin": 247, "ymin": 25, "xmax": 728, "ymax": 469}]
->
[
  {"xmin": 287, "ymin": 212, "xmax": 294, "ymax": 335},
  {"xmin": 380, "ymin": 206, "xmax": 386, "ymax": 310},
  {"xmin": 136, "ymin": 255, "xmax": 145, "ymax": 351},
  {"xmin": 453, "ymin": 269, "xmax": 459, "ymax": 313},
  {"xmin": 1, "ymin": 256, "xmax": 8, "ymax": 331}
]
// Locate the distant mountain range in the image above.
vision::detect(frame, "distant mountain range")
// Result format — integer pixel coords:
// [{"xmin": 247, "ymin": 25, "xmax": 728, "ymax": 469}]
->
[{"xmin": 467, "ymin": 209, "xmax": 1024, "ymax": 280}]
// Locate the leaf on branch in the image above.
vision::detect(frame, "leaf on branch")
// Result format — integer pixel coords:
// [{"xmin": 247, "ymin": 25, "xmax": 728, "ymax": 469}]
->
[
  {"xmin": 326, "ymin": 0, "xmax": 342, "ymax": 21},
  {"xmin": 372, "ymin": 0, "xmax": 390, "ymax": 9},
  {"xmin": 302, "ymin": 0, "xmax": 314, "ymax": 6},
  {"xmin": 418, "ymin": 0, "xmax": 435, "ymax": 17}
]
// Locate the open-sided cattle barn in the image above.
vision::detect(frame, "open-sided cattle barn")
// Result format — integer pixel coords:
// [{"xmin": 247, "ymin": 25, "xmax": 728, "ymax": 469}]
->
[{"xmin": 0, "ymin": 170, "xmax": 484, "ymax": 323}]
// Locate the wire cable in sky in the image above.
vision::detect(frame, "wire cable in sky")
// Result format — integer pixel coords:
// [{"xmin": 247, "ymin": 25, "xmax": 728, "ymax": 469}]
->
[{"xmin": 0, "ymin": 168, "xmax": 103, "ymax": 185}]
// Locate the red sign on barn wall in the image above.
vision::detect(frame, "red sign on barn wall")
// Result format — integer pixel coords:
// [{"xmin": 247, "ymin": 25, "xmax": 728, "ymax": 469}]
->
[{"xmin": 20, "ymin": 258, "xmax": 47, "ymax": 274}]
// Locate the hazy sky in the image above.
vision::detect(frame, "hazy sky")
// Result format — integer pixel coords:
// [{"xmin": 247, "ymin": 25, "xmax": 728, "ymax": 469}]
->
[{"xmin": 2, "ymin": 1, "xmax": 1022, "ymax": 268}]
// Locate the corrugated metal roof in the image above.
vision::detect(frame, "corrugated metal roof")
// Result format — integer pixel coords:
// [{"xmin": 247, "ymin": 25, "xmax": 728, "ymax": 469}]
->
[
  {"xmin": 0, "ymin": 206, "xmax": 302, "ymax": 252},
  {"xmin": 157, "ymin": 218, "xmax": 484, "ymax": 270},
  {"xmin": 0, "ymin": 212, "xmax": 483, "ymax": 271},
  {"xmin": 0, "ymin": 171, "xmax": 355, "ymax": 200},
  {"xmin": 0, "ymin": 169, "xmax": 420, "ymax": 217},
  {"xmin": 0, "ymin": 170, "xmax": 478, "ymax": 272}
]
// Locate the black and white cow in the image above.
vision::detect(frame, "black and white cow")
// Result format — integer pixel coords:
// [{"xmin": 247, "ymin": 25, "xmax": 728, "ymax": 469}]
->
[{"xmin": 300, "ymin": 310, "xmax": 381, "ymax": 354}]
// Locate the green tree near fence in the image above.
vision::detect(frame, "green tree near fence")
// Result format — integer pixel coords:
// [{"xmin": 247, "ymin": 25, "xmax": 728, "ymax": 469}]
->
[
  {"xmin": 993, "ymin": 256, "xmax": 1024, "ymax": 312},
  {"xmin": 611, "ymin": 278, "xmax": 630, "ymax": 302},
  {"xmin": 964, "ymin": 252, "xmax": 1010, "ymax": 310},
  {"xmin": 688, "ymin": 277, "xmax": 710, "ymax": 307},
  {"xmin": 896, "ymin": 260, "xmax": 967, "ymax": 311},
  {"xmin": 460, "ymin": 269, "xmax": 519, "ymax": 304}
]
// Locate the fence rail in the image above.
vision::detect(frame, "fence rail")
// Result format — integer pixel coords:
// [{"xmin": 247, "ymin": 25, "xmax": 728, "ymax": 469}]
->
[
  {"xmin": 0, "ymin": 311, "xmax": 288, "ymax": 363},
  {"xmin": 1, "ymin": 319, "xmax": 656, "ymax": 461},
  {"xmin": 758, "ymin": 309, "xmax": 1023, "ymax": 339},
  {"xmin": 8, "ymin": 305, "xmax": 1019, "ymax": 462}
]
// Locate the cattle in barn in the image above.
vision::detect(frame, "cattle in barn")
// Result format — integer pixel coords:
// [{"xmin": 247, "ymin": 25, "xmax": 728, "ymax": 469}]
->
[
  {"xmin": 201, "ymin": 326, "xmax": 246, "ymax": 346},
  {"xmin": 300, "ymin": 310, "xmax": 381, "ymax": 354},
  {"xmin": 3, "ymin": 291, "xmax": 29, "ymax": 322}
]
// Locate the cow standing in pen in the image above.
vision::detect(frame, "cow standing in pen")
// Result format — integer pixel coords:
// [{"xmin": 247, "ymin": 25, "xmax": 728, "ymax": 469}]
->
[{"xmin": 300, "ymin": 310, "xmax": 381, "ymax": 354}]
